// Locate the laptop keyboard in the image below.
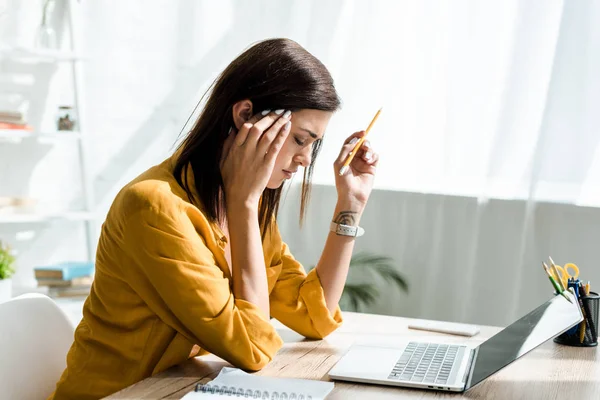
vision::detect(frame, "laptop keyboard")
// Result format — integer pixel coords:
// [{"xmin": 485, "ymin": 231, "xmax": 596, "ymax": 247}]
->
[{"xmin": 388, "ymin": 342, "xmax": 460, "ymax": 385}]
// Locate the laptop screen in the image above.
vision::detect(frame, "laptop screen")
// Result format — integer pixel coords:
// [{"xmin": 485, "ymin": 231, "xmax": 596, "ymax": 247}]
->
[{"xmin": 465, "ymin": 294, "xmax": 582, "ymax": 390}]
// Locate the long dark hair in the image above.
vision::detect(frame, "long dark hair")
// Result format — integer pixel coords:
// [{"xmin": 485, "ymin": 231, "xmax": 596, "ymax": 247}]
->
[{"xmin": 174, "ymin": 38, "xmax": 341, "ymax": 238}]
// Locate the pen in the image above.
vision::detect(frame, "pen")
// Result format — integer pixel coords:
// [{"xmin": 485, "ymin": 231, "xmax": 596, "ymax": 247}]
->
[
  {"xmin": 542, "ymin": 263, "xmax": 573, "ymax": 303},
  {"xmin": 578, "ymin": 282, "xmax": 588, "ymax": 343},
  {"xmin": 568, "ymin": 279, "xmax": 580, "ymax": 299},
  {"xmin": 579, "ymin": 286, "xmax": 597, "ymax": 342},
  {"xmin": 339, "ymin": 108, "xmax": 382, "ymax": 176},
  {"xmin": 580, "ymin": 319, "xmax": 587, "ymax": 343}
]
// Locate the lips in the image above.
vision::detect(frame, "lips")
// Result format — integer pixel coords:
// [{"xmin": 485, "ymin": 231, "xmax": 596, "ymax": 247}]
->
[{"xmin": 283, "ymin": 169, "xmax": 296, "ymax": 179}]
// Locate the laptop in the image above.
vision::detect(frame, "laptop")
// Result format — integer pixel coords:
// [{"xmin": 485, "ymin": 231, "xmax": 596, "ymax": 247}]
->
[{"xmin": 328, "ymin": 292, "xmax": 582, "ymax": 392}]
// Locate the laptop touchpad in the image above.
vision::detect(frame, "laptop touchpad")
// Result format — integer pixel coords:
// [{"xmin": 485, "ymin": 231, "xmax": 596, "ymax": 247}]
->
[{"xmin": 331, "ymin": 345, "xmax": 404, "ymax": 379}]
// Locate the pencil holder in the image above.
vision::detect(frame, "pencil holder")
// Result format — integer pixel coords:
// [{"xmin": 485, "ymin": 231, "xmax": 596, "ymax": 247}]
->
[{"xmin": 554, "ymin": 291, "xmax": 599, "ymax": 347}]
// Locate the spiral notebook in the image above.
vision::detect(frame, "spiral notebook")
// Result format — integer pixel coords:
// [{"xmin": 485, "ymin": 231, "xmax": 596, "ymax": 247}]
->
[{"xmin": 181, "ymin": 367, "xmax": 334, "ymax": 399}]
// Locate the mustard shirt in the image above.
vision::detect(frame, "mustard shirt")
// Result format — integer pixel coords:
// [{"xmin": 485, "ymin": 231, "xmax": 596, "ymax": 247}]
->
[{"xmin": 50, "ymin": 155, "xmax": 343, "ymax": 400}]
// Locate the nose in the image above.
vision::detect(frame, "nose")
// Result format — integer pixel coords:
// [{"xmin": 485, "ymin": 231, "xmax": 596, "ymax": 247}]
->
[{"xmin": 294, "ymin": 146, "xmax": 312, "ymax": 168}]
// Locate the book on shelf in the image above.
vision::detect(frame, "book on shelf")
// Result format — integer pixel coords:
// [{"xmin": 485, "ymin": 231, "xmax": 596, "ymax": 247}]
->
[
  {"xmin": 48, "ymin": 285, "xmax": 91, "ymax": 298},
  {"xmin": 0, "ymin": 121, "xmax": 33, "ymax": 131},
  {"xmin": 34, "ymin": 261, "xmax": 94, "ymax": 281},
  {"xmin": 0, "ymin": 111, "xmax": 25, "ymax": 123},
  {"xmin": 0, "ymin": 197, "xmax": 37, "ymax": 211},
  {"xmin": 0, "ymin": 110, "xmax": 24, "ymax": 119},
  {"xmin": 37, "ymin": 275, "xmax": 93, "ymax": 288},
  {"xmin": 0, "ymin": 95, "xmax": 30, "ymax": 128}
]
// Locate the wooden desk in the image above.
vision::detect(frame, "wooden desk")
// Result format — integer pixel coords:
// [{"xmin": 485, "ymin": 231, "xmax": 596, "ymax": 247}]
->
[{"xmin": 106, "ymin": 312, "xmax": 600, "ymax": 399}]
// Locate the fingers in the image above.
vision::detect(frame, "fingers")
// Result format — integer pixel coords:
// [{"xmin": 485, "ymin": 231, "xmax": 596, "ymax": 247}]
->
[
  {"xmin": 247, "ymin": 109, "xmax": 288, "ymax": 144},
  {"xmin": 335, "ymin": 131, "xmax": 365, "ymax": 165},
  {"xmin": 343, "ymin": 131, "xmax": 365, "ymax": 145},
  {"xmin": 347, "ymin": 147, "xmax": 379, "ymax": 176},
  {"xmin": 220, "ymin": 131, "xmax": 236, "ymax": 169},
  {"xmin": 234, "ymin": 122, "xmax": 254, "ymax": 147},
  {"xmin": 334, "ymin": 130, "xmax": 379, "ymax": 176},
  {"xmin": 359, "ymin": 148, "xmax": 379, "ymax": 167},
  {"xmin": 232, "ymin": 109, "xmax": 271, "ymax": 146},
  {"xmin": 265, "ymin": 120, "xmax": 292, "ymax": 162},
  {"xmin": 360, "ymin": 140, "xmax": 374, "ymax": 162},
  {"xmin": 246, "ymin": 109, "xmax": 271, "ymax": 125},
  {"xmin": 233, "ymin": 109, "xmax": 289, "ymax": 147},
  {"xmin": 257, "ymin": 110, "xmax": 292, "ymax": 155},
  {"xmin": 370, "ymin": 151, "xmax": 379, "ymax": 167}
]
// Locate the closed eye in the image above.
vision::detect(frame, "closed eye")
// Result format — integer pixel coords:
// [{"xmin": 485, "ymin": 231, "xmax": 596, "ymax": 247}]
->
[{"xmin": 294, "ymin": 136, "xmax": 306, "ymax": 146}]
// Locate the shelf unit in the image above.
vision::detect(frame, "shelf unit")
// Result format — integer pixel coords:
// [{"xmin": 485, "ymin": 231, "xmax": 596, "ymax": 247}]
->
[
  {"xmin": 0, "ymin": 129, "xmax": 82, "ymax": 141},
  {"xmin": 0, "ymin": 0, "xmax": 96, "ymax": 261},
  {"xmin": 0, "ymin": 211, "xmax": 95, "ymax": 224},
  {"xmin": 0, "ymin": 46, "xmax": 82, "ymax": 62}
]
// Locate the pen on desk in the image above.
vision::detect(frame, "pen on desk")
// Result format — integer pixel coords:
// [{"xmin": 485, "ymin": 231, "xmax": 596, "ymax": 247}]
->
[
  {"xmin": 542, "ymin": 262, "xmax": 572, "ymax": 303},
  {"xmin": 339, "ymin": 108, "xmax": 382, "ymax": 176}
]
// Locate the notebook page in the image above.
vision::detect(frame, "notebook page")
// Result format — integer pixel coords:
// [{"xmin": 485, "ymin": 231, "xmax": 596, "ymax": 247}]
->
[{"xmin": 181, "ymin": 367, "xmax": 334, "ymax": 399}]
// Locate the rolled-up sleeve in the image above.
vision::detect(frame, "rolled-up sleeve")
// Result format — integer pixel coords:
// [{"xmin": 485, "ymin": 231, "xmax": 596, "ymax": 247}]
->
[
  {"xmin": 269, "ymin": 242, "xmax": 343, "ymax": 339},
  {"xmin": 121, "ymin": 207, "xmax": 283, "ymax": 371}
]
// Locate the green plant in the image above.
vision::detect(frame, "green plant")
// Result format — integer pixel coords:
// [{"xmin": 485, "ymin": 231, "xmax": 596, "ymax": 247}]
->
[
  {"xmin": 0, "ymin": 241, "xmax": 16, "ymax": 280},
  {"xmin": 309, "ymin": 251, "xmax": 408, "ymax": 312}
]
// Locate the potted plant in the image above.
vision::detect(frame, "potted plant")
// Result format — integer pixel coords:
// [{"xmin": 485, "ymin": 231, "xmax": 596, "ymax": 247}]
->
[
  {"xmin": 0, "ymin": 240, "xmax": 16, "ymax": 303},
  {"xmin": 309, "ymin": 251, "xmax": 408, "ymax": 312}
]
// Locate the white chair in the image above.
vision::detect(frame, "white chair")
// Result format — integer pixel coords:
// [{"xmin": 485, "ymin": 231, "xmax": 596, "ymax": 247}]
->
[{"xmin": 0, "ymin": 293, "xmax": 75, "ymax": 400}]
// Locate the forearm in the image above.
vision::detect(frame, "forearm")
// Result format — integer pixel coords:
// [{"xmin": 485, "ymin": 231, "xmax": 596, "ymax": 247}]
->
[
  {"xmin": 227, "ymin": 202, "xmax": 270, "ymax": 318},
  {"xmin": 315, "ymin": 199, "xmax": 364, "ymax": 314}
]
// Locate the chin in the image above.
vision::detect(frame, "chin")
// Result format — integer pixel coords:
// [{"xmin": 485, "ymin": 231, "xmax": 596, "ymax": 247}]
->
[
  {"xmin": 266, "ymin": 180, "xmax": 284, "ymax": 189},
  {"xmin": 266, "ymin": 175, "xmax": 286, "ymax": 189}
]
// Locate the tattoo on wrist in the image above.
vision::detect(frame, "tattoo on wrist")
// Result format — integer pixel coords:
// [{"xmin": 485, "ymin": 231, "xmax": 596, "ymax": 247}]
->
[{"xmin": 333, "ymin": 211, "xmax": 358, "ymax": 226}]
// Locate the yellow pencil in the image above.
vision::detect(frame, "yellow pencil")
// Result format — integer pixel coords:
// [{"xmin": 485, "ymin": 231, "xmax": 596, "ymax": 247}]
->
[
  {"xmin": 548, "ymin": 257, "xmax": 566, "ymax": 291},
  {"xmin": 339, "ymin": 108, "xmax": 382, "ymax": 176}
]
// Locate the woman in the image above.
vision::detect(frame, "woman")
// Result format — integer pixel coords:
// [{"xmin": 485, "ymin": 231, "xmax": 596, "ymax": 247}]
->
[{"xmin": 50, "ymin": 38, "xmax": 379, "ymax": 399}]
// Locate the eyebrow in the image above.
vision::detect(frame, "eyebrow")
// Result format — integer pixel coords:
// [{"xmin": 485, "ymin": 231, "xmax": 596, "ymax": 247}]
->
[{"xmin": 298, "ymin": 127, "xmax": 320, "ymax": 139}]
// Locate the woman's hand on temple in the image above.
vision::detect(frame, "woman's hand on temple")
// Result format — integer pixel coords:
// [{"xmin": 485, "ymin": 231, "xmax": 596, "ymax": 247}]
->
[{"xmin": 221, "ymin": 110, "xmax": 292, "ymax": 207}]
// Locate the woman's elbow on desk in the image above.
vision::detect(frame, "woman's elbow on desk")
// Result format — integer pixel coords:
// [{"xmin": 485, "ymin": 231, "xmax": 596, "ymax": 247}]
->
[
  {"xmin": 285, "ymin": 308, "xmax": 344, "ymax": 340},
  {"xmin": 227, "ymin": 345, "xmax": 279, "ymax": 372},
  {"xmin": 301, "ymin": 331, "xmax": 329, "ymax": 341},
  {"xmin": 298, "ymin": 321, "xmax": 340, "ymax": 340},
  {"xmin": 237, "ymin": 358, "xmax": 270, "ymax": 372}
]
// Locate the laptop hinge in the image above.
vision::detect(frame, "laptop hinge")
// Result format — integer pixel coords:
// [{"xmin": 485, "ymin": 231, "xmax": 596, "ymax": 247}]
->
[{"xmin": 462, "ymin": 348, "xmax": 477, "ymax": 389}]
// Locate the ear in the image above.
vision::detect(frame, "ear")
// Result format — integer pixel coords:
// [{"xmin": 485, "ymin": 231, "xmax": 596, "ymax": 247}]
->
[{"xmin": 232, "ymin": 100, "xmax": 254, "ymax": 130}]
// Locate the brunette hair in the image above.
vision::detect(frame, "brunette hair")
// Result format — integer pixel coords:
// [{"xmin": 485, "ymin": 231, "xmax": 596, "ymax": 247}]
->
[{"xmin": 174, "ymin": 38, "xmax": 341, "ymax": 238}]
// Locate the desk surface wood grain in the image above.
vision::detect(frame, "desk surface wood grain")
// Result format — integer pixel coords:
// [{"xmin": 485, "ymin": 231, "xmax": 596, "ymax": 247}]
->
[{"xmin": 105, "ymin": 312, "xmax": 599, "ymax": 400}]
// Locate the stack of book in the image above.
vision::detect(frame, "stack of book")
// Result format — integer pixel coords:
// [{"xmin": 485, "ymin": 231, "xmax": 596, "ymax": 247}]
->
[
  {"xmin": 0, "ymin": 96, "xmax": 32, "ymax": 131},
  {"xmin": 35, "ymin": 261, "xmax": 94, "ymax": 298}
]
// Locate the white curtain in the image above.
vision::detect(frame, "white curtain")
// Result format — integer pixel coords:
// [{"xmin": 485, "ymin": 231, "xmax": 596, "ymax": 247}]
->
[
  {"xmin": 311, "ymin": 0, "xmax": 600, "ymax": 204},
  {"xmin": 3, "ymin": 0, "xmax": 600, "ymax": 326},
  {"xmin": 274, "ymin": 0, "xmax": 600, "ymax": 326}
]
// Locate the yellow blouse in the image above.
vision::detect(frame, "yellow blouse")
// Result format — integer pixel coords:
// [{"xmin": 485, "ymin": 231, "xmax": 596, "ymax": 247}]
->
[{"xmin": 50, "ymin": 156, "xmax": 342, "ymax": 400}]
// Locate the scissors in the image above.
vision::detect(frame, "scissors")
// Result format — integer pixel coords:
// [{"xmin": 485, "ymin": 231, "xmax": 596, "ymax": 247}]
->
[{"xmin": 554, "ymin": 263, "xmax": 580, "ymax": 288}]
